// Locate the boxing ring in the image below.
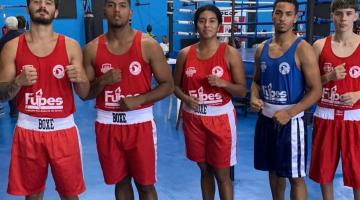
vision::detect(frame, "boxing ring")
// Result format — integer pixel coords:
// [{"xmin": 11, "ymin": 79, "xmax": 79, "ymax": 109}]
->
[
  {"xmin": 0, "ymin": 1, "xmax": 357, "ymax": 199},
  {"xmin": 168, "ymin": 1, "xmax": 341, "ymax": 198}
]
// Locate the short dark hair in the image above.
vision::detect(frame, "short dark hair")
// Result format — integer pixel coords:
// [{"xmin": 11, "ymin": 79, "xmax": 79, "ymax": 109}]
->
[
  {"xmin": 105, "ymin": 0, "xmax": 131, "ymax": 4},
  {"xmin": 331, "ymin": 0, "xmax": 358, "ymax": 12},
  {"xmin": 194, "ymin": 4, "xmax": 222, "ymax": 31},
  {"xmin": 273, "ymin": 0, "xmax": 298, "ymax": 13},
  {"xmin": 26, "ymin": 0, "xmax": 60, "ymax": 9},
  {"xmin": 16, "ymin": 16, "xmax": 26, "ymax": 29}
]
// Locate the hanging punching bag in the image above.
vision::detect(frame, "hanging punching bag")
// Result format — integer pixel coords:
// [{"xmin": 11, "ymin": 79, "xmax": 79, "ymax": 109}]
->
[{"xmin": 84, "ymin": 11, "xmax": 95, "ymax": 44}]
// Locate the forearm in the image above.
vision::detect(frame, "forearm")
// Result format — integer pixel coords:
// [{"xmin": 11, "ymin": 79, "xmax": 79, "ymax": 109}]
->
[
  {"xmin": 250, "ymin": 82, "xmax": 261, "ymax": 100},
  {"xmin": 74, "ymin": 81, "xmax": 90, "ymax": 100},
  {"xmin": 0, "ymin": 80, "xmax": 21, "ymax": 101},
  {"xmin": 321, "ymin": 73, "xmax": 333, "ymax": 84},
  {"xmin": 287, "ymin": 87, "xmax": 322, "ymax": 117},
  {"xmin": 355, "ymin": 91, "xmax": 360, "ymax": 101},
  {"xmin": 222, "ymin": 81, "xmax": 246, "ymax": 98},
  {"xmin": 84, "ymin": 78, "xmax": 107, "ymax": 100},
  {"xmin": 174, "ymin": 86, "xmax": 190, "ymax": 103},
  {"xmin": 345, "ymin": 90, "xmax": 360, "ymax": 104},
  {"xmin": 138, "ymin": 81, "xmax": 174, "ymax": 105},
  {"xmin": 352, "ymin": 91, "xmax": 360, "ymax": 104}
]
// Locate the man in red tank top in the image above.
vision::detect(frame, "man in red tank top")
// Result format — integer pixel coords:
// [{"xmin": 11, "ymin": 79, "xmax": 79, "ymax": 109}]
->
[
  {"xmin": 174, "ymin": 5, "xmax": 246, "ymax": 200},
  {"xmin": 0, "ymin": 0, "xmax": 89, "ymax": 199},
  {"xmin": 309, "ymin": 0, "xmax": 360, "ymax": 199},
  {"xmin": 83, "ymin": 0, "xmax": 174, "ymax": 199}
]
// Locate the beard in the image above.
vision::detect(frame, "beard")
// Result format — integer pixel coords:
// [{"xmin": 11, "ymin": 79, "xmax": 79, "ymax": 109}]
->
[
  {"xmin": 108, "ymin": 19, "xmax": 130, "ymax": 29},
  {"xmin": 105, "ymin": 13, "xmax": 130, "ymax": 29},
  {"xmin": 275, "ymin": 29, "xmax": 288, "ymax": 34},
  {"xmin": 275, "ymin": 25, "xmax": 293, "ymax": 34},
  {"xmin": 109, "ymin": 22, "xmax": 125, "ymax": 29},
  {"xmin": 29, "ymin": 8, "xmax": 55, "ymax": 25}
]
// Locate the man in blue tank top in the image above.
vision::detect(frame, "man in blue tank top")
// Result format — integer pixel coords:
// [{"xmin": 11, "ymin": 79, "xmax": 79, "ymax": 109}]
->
[{"xmin": 250, "ymin": 0, "xmax": 322, "ymax": 199}]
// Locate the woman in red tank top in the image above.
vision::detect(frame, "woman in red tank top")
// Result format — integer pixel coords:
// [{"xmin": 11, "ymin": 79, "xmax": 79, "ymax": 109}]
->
[{"xmin": 174, "ymin": 4, "xmax": 246, "ymax": 200}]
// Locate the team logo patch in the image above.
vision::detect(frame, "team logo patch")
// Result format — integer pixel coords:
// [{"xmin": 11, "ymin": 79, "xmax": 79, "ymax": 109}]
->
[
  {"xmin": 101, "ymin": 63, "xmax": 113, "ymax": 74},
  {"xmin": 212, "ymin": 66, "xmax": 224, "ymax": 77},
  {"xmin": 52, "ymin": 65, "xmax": 65, "ymax": 79},
  {"xmin": 279, "ymin": 62, "xmax": 290, "ymax": 75},
  {"xmin": 260, "ymin": 62, "xmax": 267, "ymax": 72},
  {"xmin": 129, "ymin": 61, "xmax": 142, "ymax": 76},
  {"xmin": 185, "ymin": 67, "xmax": 197, "ymax": 77},
  {"xmin": 349, "ymin": 66, "xmax": 360, "ymax": 79},
  {"xmin": 323, "ymin": 62, "xmax": 333, "ymax": 73}
]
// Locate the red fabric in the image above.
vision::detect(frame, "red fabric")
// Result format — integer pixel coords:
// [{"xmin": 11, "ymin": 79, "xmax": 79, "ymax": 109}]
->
[
  {"xmin": 318, "ymin": 36, "xmax": 360, "ymax": 110},
  {"xmin": 181, "ymin": 43, "xmax": 232, "ymax": 106},
  {"xmin": 94, "ymin": 31, "xmax": 152, "ymax": 111},
  {"xmin": 309, "ymin": 116, "xmax": 360, "ymax": 188},
  {"xmin": 7, "ymin": 126, "xmax": 85, "ymax": 196},
  {"xmin": 95, "ymin": 120, "xmax": 156, "ymax": 185},
  {"xmin": 15, "ymin": 34, "xmax": 75, "ymax": 118},
  {"xmin": 182, "ymin": 110, "xmax": 236, "ymax": 168}
]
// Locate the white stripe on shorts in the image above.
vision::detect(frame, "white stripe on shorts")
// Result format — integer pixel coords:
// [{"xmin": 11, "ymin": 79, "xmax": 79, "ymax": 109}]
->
[
  {"xmin": 299, "ymin": 118, "xmax": 306, "ymax": 177},
  {"xmin": 228, "ymin": 110, "xmax": 237, "ymax": 166},
  {"xmin": 152, "ymin": 120, "xmax": 158, "ymax": 182},
  {"xmin": 291, "ymin": 117, "xmax": 306, "ymax": 178}
]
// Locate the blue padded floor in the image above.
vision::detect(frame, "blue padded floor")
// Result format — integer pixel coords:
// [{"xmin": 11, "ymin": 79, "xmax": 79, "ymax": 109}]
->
[
  {"xmin": 0, "ymin": 94, "xmax": 354, "ymax": 200},
  {"xmin": 0, "ymin": 46, "xmax": 353, "ymax": 200}
]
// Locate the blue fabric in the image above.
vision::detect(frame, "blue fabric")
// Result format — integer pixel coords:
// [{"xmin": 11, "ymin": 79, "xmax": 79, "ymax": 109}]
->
[
  {"xmin": 259, "ymin": 38, "xmax": 305, "ymax": 105},
  {"xmin": 254, "ymin": 114, "xmax": 307, "ymax": 178}
]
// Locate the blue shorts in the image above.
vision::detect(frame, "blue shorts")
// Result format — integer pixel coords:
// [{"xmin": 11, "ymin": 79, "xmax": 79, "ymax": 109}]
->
[{"xmin": 254, "ymin": 114, "xmax": 307, "ymax": 178}]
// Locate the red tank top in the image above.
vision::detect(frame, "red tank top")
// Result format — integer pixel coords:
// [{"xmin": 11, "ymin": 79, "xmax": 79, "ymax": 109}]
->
[
  {"xmin": 318, "ymin": 36, "xmax": 360, "ymax": 110},
  {"xmin": 181, "ymin": 43, "xmax": 232, "ymax": 106},
  {"xmin": 94, "ymin": 31, "xmax": 152, "ymax": 111},
  {"xmin": 15, "ymin": 34, "xmax": 75, "ymax": 118}
]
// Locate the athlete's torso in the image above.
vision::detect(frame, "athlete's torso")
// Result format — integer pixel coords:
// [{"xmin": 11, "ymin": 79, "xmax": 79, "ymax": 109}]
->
[
  {"xmin": 318, "ymin": 36, "xmax": 360, "ymax": 110},
  {"xmin": 259, "ymin": 37, "xmax": 305, "ymax": 105},
  {"xmin": 16, "ymin": 34, "xmax": 75, "ymax": 118},
  {"xmin": 94, "ymin": 31, "xmax": 152, "ymax": 111},
  {"xmin": 181, "ymin": 43, "xmax": 233, "ymax": 106}
]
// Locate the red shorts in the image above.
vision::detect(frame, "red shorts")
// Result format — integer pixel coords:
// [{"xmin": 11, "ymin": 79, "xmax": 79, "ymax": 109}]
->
[
  {"xmin": 309, "ymin": 107, "xmax": 360, "ymax": 188},
  {"xmin": 7, "ymin": 126, "xmax": 85, "ymax": 196},
  {"xmin": 182, "ymin": 102, "xmax": 237, "ymax": 168},
  {"xmin": 95, "ymin": 120, "xmax": 157, "ymax": 185}
]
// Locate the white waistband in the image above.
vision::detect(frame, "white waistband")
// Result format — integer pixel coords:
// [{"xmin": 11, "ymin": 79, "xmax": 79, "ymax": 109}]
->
[
  {"xmin": 262, "ymin": 102, "xmax": 304, "ymax": 119},
  {"xmin": 182, "ymin": 101, "xmax": 234, "ymax": 116},
  {"xmin": 96, "ymin": 107, "xmax": 153, "ymax": 125},
  {"xmin": 17, "ymin": 112, "xmax": 75, "ymax": 132},
  {"xmin": 314, "ymin": 106, "xmax": 360, "ymax": 121}
]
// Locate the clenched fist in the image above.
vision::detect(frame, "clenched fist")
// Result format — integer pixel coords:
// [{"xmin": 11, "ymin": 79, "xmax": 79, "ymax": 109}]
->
[
  {"xmin": 273, "ymin": 109, "xmax": 292, "ymax": 125},
  {"xmin": 208, "ymin": 75, "xmax": 226, "ymax": 88},
  {"xmin": 250, "ymin": 97, "xmax": 264, "ymax": 112},
  {"xmin": 100, "ymin": 69, "xmax": 121, "ymax": 86},
  {"xmin": 330, "ymin": 63, "xmax": 346, "ymax": 81},
  {"xmin": 119, "ymin": 95, "xmax": 144, "ymax": 111},
  {"xmin": 66, "ymin": 65, "xmax": 88, "ymax": 83},
  {"xmin": 185, "ymin": 95, "xmax": 199, "ymax": 110},
  {"xmin": 340, "ymin": 92, "xmax": 360, "ymax": 106},
  {"xmin": 15, "ymin": 65, "xmax": 38, "ymax": 86}
]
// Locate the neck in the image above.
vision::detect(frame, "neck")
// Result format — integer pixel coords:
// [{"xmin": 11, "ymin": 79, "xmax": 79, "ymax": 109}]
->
[
  {"xmin": 198, "ymin": 37, "xmax": 219, "ymax": 50},
  {"xmin": 107, "ymin": 25, "xmax": 133, "ymax": 41},
  {"xmin": 273, "ymin": 31, "xmax": 297, "ymax": 45},
  {"xmin": 333, "ymin": 30, "xmax": 355, "ymax": 43},
  {"xmin": 29, "ymin": 22, "xmax": 54, "ymax": 41}
]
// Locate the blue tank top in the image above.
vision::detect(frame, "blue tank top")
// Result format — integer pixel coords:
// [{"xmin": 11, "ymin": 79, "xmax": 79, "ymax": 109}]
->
[{"xmin": 259, "ymin": 37, "xmax": 305, "ymax": 105}]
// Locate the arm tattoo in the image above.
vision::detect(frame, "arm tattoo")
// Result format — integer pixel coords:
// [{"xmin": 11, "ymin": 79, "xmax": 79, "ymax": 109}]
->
[{"xmin": 0, "ymin": 80, "xmax": 21, "ymax": 101}]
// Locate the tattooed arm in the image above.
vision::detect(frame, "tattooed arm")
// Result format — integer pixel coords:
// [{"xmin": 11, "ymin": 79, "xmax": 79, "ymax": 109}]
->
[{"xmin": 0, "ymin": 38, "xmax": 37, "ymax": 101}]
